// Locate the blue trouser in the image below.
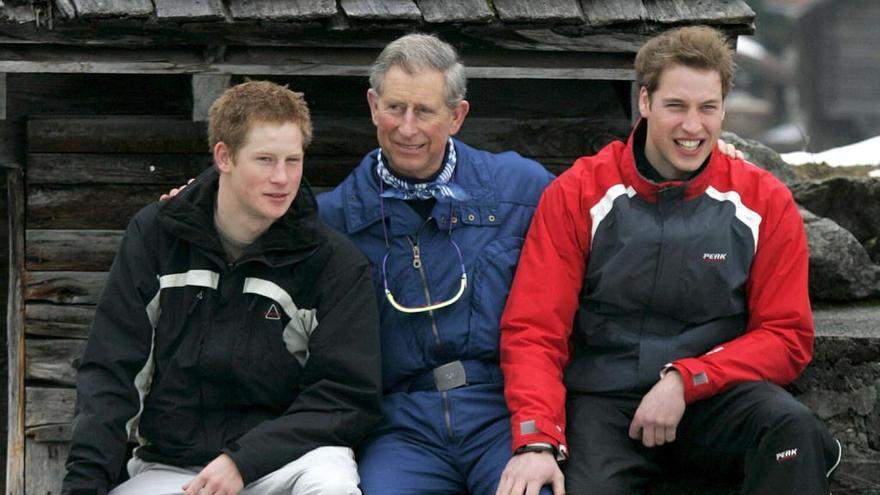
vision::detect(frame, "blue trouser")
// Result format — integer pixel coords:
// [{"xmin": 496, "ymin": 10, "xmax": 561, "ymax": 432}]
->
[{"xmin": 358, "ymin": 383, "xmax": 552, "ymax": 495}]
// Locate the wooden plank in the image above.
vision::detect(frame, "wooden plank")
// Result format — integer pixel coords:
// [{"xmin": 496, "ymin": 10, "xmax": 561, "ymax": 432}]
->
[
  {"xmin": 27, "ymin": 339, "xmax": 85, "ymax": 386},
  {"xmin": 0, "ymin": 73, "xmax": 6, "ymax": 120},
  {"xmin": 228, "ymin": 0, "xmax": 336, "ymax": 20},
  {"xmin": 27, "ymin": 184, "xmax": 164, "ymax": 230},
  {"xmin": 25, "ymin": 387, "xmax": 75, "ymax": 428},
  {"xmin": 6, "ymin": 168, "xmax": 25, "ymax": 494},
  {"xmin": 27, "ymin": 117, "xmax": 206, "ymax": 154},
  {"xmin": 339, "ymin": 0, "xmax": 421, "ymax": 20},
  {"xmin": 579, "ymin": 0, "xmax": 646, "ymax": 27},
  {"xmin": 26, "ymin": 304, "xmax": 95, "ymax": 340},
  {"xmin": 71, "ymin": 0, "xmax": 154, "ymax": 18},
  {"xmin": 27, "ymin": 153, "xmax": 212, "ymax": 185},
  {"xmin": 415, "ymin": 0, "xmax": 493, "ymax": 23},
  {"xmin": 27, "ymin": 424, "xmax": 72, "ymax": 443},
  {"xmin": 24, "ymin": 438, "xmax": 68, "ymax": 495},
  {"xmin": 25, "ymin": 272, "xmax": 107, "ymax": 305},
  {"xmin": 154, "ymin": 0, "xmax": 226, "ymax": 20},
  {"xmin": 27, "ymin": 230, "xmax": 123, "ymax": 272},
  {"xmin": 192, "ymin": 74, "xmax": 231, "ymax": 122},
  {"xmin": 643, "ymin": 0, "xmax": 755, "ymax": 25},
  {"xmin": 494, "ymin": 0, "xmax": 584, "ymax": 23}
]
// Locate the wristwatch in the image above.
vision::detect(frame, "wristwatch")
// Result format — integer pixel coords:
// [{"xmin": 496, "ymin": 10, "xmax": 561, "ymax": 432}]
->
[{"xmin": 514, "ymin": 442, "xmax": 568, "ymax": 463}]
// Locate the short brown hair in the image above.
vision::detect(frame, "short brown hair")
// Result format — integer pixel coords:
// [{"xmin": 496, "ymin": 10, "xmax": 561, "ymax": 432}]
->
[
  {"xmin": 208, "ymin": 80, "xmax": 313, "ymax": 157},
  {"xmin": 635, "ymin": 25, "xmax": 736, "ymax": 98}
]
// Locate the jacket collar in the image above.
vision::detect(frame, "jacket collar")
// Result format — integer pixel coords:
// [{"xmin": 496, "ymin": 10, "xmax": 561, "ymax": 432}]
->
[
  {"xmin": 157, "ymin": 167, "xmax": 319, "ymax": 267},
  {"xmin": 621, "ymin": 119, "xmax": 720, "ymax": 203},
  {"xmin": 342, "ymin": 138, "xmax": 498, "ymax": 233}
]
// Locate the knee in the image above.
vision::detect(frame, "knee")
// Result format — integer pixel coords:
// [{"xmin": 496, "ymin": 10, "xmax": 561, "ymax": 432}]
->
[
  {"xmin": 296, "ymin": 469, "xmax": 361, "ymax": 495},
  {"xmin": 763, "ymin": 400, "xmax": 825, "ymax": 440}
]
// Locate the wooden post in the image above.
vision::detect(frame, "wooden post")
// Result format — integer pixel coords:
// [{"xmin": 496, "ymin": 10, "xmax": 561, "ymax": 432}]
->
[
  {"xmin": 192, "ymin": 74, "xmax": 230, "ymax": 122},
  {"xmin": 6, "ymin": 166, "xmax": 25, "ymax": 495}
]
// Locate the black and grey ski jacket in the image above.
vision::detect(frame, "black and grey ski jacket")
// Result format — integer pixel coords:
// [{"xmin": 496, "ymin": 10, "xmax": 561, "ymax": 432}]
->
[{"xmin": 63, "ymin": 169, "xmax": 382, "ymax": 494}]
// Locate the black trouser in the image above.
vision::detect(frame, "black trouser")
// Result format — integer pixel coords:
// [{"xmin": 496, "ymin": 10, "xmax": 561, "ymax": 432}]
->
[{"xmin": 563, "ymin": 381, "xmax": 840, "ymax": 495}]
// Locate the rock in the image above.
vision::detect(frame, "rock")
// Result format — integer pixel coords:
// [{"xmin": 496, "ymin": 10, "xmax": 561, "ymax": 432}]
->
[
  {"xmin": 800, "ymin": 208, "xmax": 880, "ymax": 301},
  {"xmin": 720, "ymin": 130, "xmax": 799, "ymax": 186},
  {"xmin": 791, "ymin": 178, "xmax": 880, "ymax": 259}
]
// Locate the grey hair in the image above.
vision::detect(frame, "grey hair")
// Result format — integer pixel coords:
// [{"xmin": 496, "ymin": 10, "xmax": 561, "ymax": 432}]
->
[{"xmin": 369, "ymin": 33, "xmax": 467, "ymax": 109}]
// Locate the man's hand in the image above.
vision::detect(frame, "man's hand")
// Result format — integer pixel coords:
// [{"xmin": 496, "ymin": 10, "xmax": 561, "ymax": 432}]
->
[
  {"xmin": 717, "ymin": 138, "xmax": 745, "ymax": 160},
  {"xmin": 495, "ymin": 451, "xmax": 564, "ymax": 495},
  {"xmin": 628, "ymin": 370, "xmax": 686, "ymax": 448},
  {"xmin": 182, "ymin": 453, "xmax": 244, "ymax": 495},
  {"xmin": 159, "ymin": 178, "xmax": 195, "ymax": 202}
]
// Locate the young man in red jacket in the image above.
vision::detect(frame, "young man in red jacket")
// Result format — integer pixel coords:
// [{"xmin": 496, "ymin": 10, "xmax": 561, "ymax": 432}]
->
[{"xmin": 497, "ymin": 26, "xmax": 840, "ymax": 495}]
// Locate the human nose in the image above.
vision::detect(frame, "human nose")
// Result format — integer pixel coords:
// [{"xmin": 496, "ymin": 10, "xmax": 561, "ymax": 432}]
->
[
  {"xmin": 398, "ymin": 109, "xmax": 419, "ymax": 137},
  {"xmin": 269, "ymin": 160, "xmax": 287, "ymax": 183},
  {"xmin": 681, "ymin": 108, "xmax": 701, "ymax": 134}
]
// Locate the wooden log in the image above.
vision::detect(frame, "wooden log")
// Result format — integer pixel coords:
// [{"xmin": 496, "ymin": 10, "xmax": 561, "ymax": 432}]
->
[
  {"xmin": 28, "ymin": 117, "xmax": 207, "ymax": 154},
  {"xmin": 26, "ymin": 339, "xmax": 85, "ymax": 387},
  {"xmin": 24, "ymin": 437, "xmax": 68, "ymax": 495},
  {"xmin": 26, "ymin": 304, "xmax": 95, "ymax": 339},
  {"xmin": 494, "ymin": 0, "xmax": 584, "ymax": 23},
  {"xmin": 6, "ymin": 168, "xmax": 26, "ymax": 495},
  {"xmin": 339, "ymin": 0, "xmax": 421, "ymax": 20},
  {"xmin": 25, "ymin": 387, "xmax": 75, "ymax": 429},
  {"xmin": 228, "ymin": 0, "xmax": 336, "ymax": 20},
  {"xmin": 415, "ymin": 0, "xmax": 493, "ymax": 23},
  {"xmin": 25, "ymin": 272, "xmax": 107, "ymax": 305},
  {"xmin": 27, "ymin": 185, "xmax": 165, "ymax": 230},
  {"xmin": 71, "ymin": 0, "xmax": 154, "ymax": 18},
  {"xmin": 27, "ymin": 229, "xmax": 123, "ymax": 271},
  {"xmin": 154, "ymin": 0, "xmax": 225, "ymax": 20},
  {"xmin": 26, "ymin": 153, "xmax": 212, "ymax": 185}
]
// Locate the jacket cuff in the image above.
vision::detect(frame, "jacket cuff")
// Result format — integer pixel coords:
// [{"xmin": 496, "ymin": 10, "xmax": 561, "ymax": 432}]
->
[
  {"xmin": 222, "ymin": 445, "xmax": 260, "ymax": 486},
  {"xmin": 670, "ymin": 359, "xmax": 712, "ymax": 404},
  {"xmin": 509, "ymin": 417, "xmax": 567, "ymax": 456}
]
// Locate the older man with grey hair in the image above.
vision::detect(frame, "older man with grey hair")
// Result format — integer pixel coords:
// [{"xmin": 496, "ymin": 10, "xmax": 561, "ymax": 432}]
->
[{"xmin": 318, "ymin": 34, "xmax": 557, "ymax": 494}]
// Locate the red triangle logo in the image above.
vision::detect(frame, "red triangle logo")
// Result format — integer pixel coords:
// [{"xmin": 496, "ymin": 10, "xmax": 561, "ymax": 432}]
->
[{"xmin": 264, "ymin": 304, "xmax": 281, "ymax": 320}]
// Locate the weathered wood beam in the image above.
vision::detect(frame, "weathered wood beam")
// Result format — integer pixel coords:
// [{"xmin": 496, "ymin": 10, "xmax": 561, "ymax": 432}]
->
[
  {"xmin": 27, "ymin": 339, "xmax": 85, "ymax": 386},
  {"xmin": 25, "ymin": 271, "xmax": 106, "ymax": 305},
  {"xmin": 25, "ymin": 438, "xmax": 70, "ymax": 494},
  {"xmin": 340, "ymin": 0, "xmax": 421, "ymax": 20},
  {"xmin": 27, "ymin": 153, "xmax": 212, "ymax": 184},
  {"xmin": 27, "ymin": 424, "xmax": 72, "ymax": 443},
  {"xmin": 28, "ymin": 117, "xmax": 207, "ymax": 154},
  {"xmin": 494, "ymin": 0, "xmax": 584, "ymax": 23},
  {"xmin": 0, "ymin": 44, "xmax": 637, "ymax": 79},
  {"xmin": 644, "ymin": 0, "xmax": 754, "ymax": 25},
  {"xmin": 28, "ymin": 184, "xmax": 166, "ymax": 229},
  {"xmin": 27, "ymin": 229, "xmax": 122, "ymax": 271},
  {"xmin": 415, "ymin": 0, "xmax": 493, "ymax": 23},
  {"xmin": 0, "ymin": 73, "xmax": 6, "ymax": 120},
  {"xmin": 26, "ymin": 303, "xmax": 95, "ymax": 339},
  {"xmin": 6, "ymin": 167, "xmax": 26, "ymax": 495},
  {"xmin": 25, "ymin": 387, "xmax": 75, "ymax": 428},
  {"xmin": 227, "ymin": 0, "xmax": 336, "ymax": 20},
  {"xmin": 71, "ymin": 0, "xmax": 153, "ymax": 18},
  {"xmin": 155, "ymin": 0, "xmax": 226, "ymax": 21},
  {"xmin": 192, "ymin": 73, "xmax": 230, "ymax": 122},
  {"xmin": 580, "ymin": 0, "xmax": 646, "ymax": 27}
]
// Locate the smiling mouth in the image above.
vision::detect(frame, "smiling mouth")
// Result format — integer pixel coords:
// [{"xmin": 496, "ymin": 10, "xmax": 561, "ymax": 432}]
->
[{"xmin": 675, "ymin": 139, "xmax": 703, "ymax": 151}]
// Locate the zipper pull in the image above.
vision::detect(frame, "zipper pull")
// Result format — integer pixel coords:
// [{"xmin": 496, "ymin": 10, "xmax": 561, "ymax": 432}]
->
[{"xmin": 412, "ymin": 243, "xmax": 422, "ymax": 269}]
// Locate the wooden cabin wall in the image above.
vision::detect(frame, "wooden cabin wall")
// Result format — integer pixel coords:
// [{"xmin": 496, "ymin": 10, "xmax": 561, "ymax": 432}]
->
[{"xmin": 7, "ymin": 72, "xmax": 631, "ymax": 493}]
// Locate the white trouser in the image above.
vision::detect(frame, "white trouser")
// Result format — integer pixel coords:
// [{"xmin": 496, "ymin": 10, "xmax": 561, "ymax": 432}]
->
[{"xmin": 109, "ymin": 446, "xmax": 360, "ymax": 495}]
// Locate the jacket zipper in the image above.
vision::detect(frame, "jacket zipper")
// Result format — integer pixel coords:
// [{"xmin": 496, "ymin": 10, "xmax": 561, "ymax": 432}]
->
[{"xmin": 407, "ymin": 234, "xmax": 454, "ymax": 438}]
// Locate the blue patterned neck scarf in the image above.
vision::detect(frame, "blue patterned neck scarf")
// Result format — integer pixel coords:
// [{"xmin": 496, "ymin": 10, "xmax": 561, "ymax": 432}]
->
[{"xmin": 376, "ymin": 138, "xmax": 469, "ymax": 202}]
